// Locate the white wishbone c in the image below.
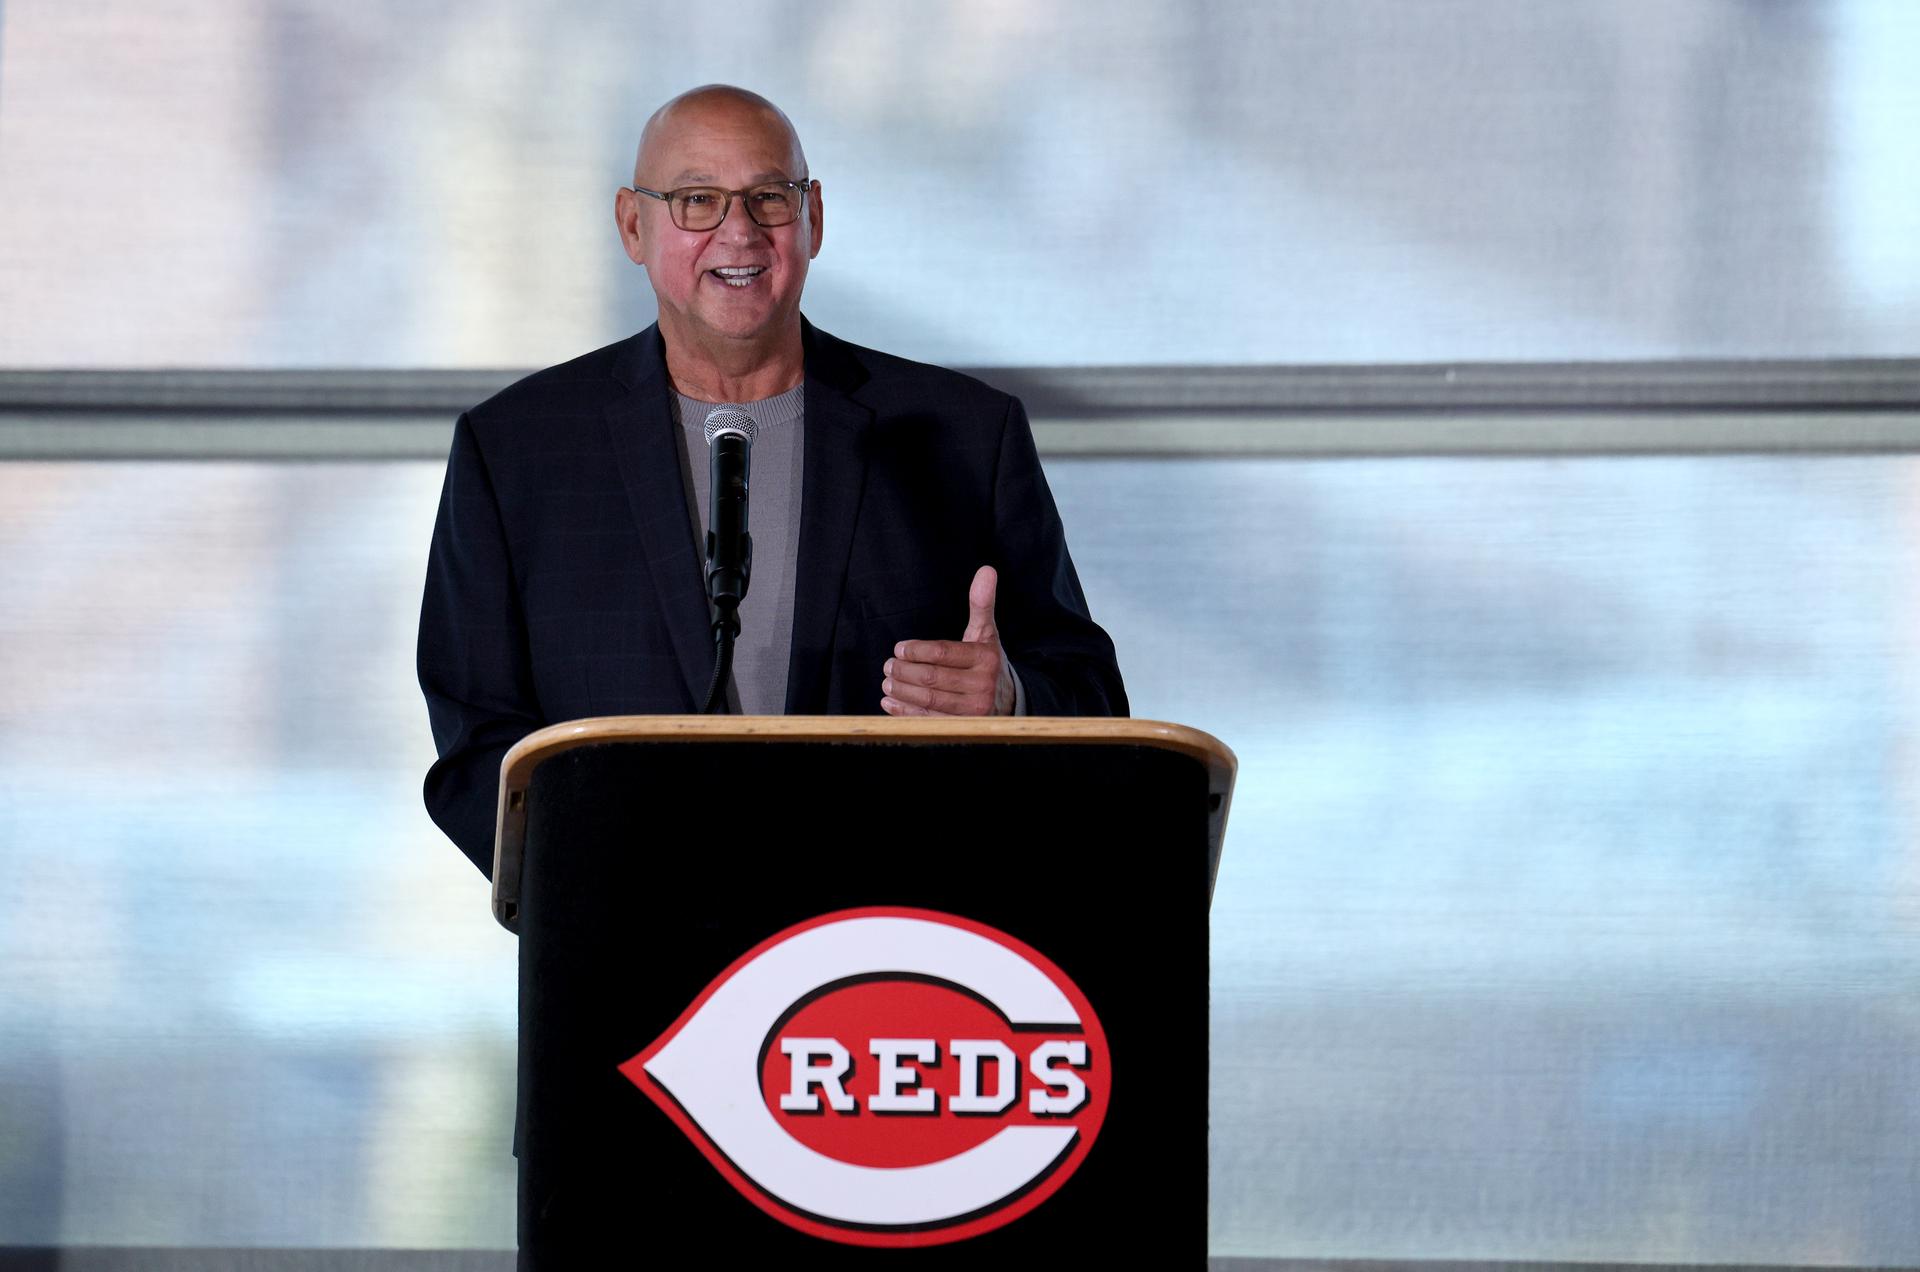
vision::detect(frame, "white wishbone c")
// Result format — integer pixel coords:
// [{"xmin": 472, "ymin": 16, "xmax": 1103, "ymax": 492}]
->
[{"xmin": 644, "ymin": 915, "xmax": 1080, "ymax": 1226}]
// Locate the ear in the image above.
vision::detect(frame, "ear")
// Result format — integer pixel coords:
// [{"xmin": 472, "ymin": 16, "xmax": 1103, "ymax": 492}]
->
[
  {"xmin": 806, "ymin": 179, "xmax": 824, "ymax": 260},
  {"xmin": 615, "ymin": 187, "xmax": 648, "ymax": 266}
]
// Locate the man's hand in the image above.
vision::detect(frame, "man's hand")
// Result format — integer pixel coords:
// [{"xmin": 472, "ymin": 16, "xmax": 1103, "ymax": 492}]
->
[{"xmin": 880, "ymin": 565, "xmax": 1016, "ymax": 717}]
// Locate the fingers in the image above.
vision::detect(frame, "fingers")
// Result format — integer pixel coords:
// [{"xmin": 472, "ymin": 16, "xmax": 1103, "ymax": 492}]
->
[
  {"xmin": 882, "ymin": 663, "xmax": 993, "ymax": 714},
  {"xmin": 882, "ymin": 648, "xmax": 1001, "ymax": 716},
  {"xmin": 893, "ymin": 638, "xmax": 989, "ymax": 668},
  {"xmin": 963, "ymin": 565, "xmax": 998, "ymax": 644},
  {"xmin": 885, "ymin": 653, "xmax": 988, "ymax": 692},
  {"xmin": 881, "ymin": 684, "xmax": 978, "ymax": 714}
]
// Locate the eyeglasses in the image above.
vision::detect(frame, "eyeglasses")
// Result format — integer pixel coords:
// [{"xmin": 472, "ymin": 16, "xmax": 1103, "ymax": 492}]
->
[{"xmin": 629, "ymin": 179, "xmax": 815, "ymax": 232}]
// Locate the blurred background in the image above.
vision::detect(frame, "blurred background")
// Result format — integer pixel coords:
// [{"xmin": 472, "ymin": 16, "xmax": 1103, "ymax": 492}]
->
[{"xmin": 2, "ymin": 1, "xmax": 1919, "ymax": 1266}]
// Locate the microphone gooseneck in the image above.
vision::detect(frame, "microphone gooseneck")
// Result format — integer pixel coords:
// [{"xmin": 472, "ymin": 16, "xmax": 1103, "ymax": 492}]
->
[{"xmin": 702, "ymin": 406, "xmax": 755, "ymax": 714}]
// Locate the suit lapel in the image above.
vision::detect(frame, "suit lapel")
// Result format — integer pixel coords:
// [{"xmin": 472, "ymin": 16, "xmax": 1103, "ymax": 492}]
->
[
  {"xmin": 603, "ymin": 326, "xmax": 712, "ymax": 710},
  {"xmin": 786, "ymin": 323, "xmax": 873, "ymax": 713}
]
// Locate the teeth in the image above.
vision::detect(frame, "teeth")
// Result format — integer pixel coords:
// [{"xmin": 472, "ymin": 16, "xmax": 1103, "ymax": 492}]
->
[{"xmin": 712, "ymin": 266, "xmax": 765, "ymax": 289}]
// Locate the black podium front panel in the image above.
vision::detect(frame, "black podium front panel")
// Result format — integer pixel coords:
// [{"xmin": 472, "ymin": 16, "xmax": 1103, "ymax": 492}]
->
[{"xmin": 516, "ymin": 740, "xmax": 1207, "ymax": 1268}]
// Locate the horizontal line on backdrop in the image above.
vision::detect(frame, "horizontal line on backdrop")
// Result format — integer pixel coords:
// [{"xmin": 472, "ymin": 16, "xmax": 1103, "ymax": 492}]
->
[
  {"xmin": 3, "ymin": 362, "xmax": 1920, "ymax": 459},
  {"xmin": 5, "ymin": 409, "xmax": 1920, "ymax": 460},
  {"xmin": 7, "ymin": 360, "xmax": 1920, "ymax": 412}
]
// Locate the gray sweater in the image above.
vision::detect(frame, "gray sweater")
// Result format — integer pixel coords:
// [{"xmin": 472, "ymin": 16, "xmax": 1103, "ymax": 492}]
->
[{"xmin": 671, "ymin": 384, "xmax": 806, "ymax": 714}]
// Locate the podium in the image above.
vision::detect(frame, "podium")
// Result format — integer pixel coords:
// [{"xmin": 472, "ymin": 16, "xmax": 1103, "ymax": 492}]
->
[{"xmin": 491, "ymin": 716, "xmax": 1234, "ymax": 1268}]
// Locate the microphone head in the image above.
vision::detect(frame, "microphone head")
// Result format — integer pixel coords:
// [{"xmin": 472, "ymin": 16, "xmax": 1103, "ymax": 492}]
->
[{"xmin": 703, "ymin": 406, "xmax": 757, "ymax": 446}]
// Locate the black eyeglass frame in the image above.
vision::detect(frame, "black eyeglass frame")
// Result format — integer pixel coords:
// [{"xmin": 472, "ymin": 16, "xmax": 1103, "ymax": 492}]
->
[{"xmin": 628, "ymin": 178, "xmax": 816, "ymax": 231}]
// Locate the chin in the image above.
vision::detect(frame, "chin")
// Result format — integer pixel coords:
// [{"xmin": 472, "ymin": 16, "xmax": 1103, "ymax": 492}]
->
[{"xmin": 702, "ymin": 305, "xmax": 792, "ymax": 341}]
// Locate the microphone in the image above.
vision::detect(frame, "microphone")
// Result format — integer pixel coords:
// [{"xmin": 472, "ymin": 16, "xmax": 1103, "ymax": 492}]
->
[{"xmin": 703, "ymin": 404, "xmax": 755, "ymax": 633}]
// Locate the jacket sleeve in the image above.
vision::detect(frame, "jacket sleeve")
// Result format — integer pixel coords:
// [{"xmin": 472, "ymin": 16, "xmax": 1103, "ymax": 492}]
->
[
  {"xmin": 417, "ymin": 411, "xmax": 546, "ymax": 878},
  {"xmin": 990, "ymin": 395, "xmax": 1129, "ymax": 717}
]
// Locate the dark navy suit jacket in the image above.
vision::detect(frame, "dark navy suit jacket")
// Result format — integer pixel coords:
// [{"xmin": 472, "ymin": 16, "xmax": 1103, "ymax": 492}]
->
[{"xmin": 418, "ymin": 319, "xmax": 1128, "ymax": 875}]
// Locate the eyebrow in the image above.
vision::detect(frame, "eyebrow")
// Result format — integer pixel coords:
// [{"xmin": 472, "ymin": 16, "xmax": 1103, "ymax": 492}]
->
[{"xmin": 667, "ymin": 170, "xmax": 797, "ymax": 186}]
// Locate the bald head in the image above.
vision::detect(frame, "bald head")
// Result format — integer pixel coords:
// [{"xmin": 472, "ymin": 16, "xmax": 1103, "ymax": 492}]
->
[{"xmin": 634, "ymin": 85, "xmax": 808, "ymax": 186}]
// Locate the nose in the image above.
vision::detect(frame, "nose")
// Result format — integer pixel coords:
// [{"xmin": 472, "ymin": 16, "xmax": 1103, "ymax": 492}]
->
[{"xmin": 714, "ymin": 193, "xmax": 766, "ymax": 242}]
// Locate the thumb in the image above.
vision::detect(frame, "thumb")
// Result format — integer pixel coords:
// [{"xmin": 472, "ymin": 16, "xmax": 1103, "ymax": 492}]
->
[{"xmin": 962, "ymin": 564, "xmax": 999, "ymax": 644}]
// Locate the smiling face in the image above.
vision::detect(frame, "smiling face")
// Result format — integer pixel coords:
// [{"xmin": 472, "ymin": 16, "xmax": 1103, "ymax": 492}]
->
[{"xmin": 616, "ymin": 90, "xmax": 823, "ymax": 373}]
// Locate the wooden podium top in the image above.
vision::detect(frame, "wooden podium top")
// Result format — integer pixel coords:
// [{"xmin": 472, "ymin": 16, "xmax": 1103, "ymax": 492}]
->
[{"xmin": 493, "ymin": 716, "xmax": 1236, "ymax": 929}]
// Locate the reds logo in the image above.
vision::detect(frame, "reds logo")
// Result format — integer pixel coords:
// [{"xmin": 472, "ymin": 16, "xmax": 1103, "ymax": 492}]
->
[{"xmin": 619, "ymin": 906, "xmax": 1111, "ymax": 1247}]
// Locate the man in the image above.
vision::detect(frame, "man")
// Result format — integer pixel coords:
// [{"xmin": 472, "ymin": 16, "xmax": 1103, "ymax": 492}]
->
[{"xmin": 418, "ymin": 85, "xmax": 1126, "ymax": 876}]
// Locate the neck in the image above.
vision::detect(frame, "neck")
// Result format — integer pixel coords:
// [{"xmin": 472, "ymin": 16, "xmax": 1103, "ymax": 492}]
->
[{"xmin": 663, "ymin": 325, "xmax": 805, "ymax": 403}]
